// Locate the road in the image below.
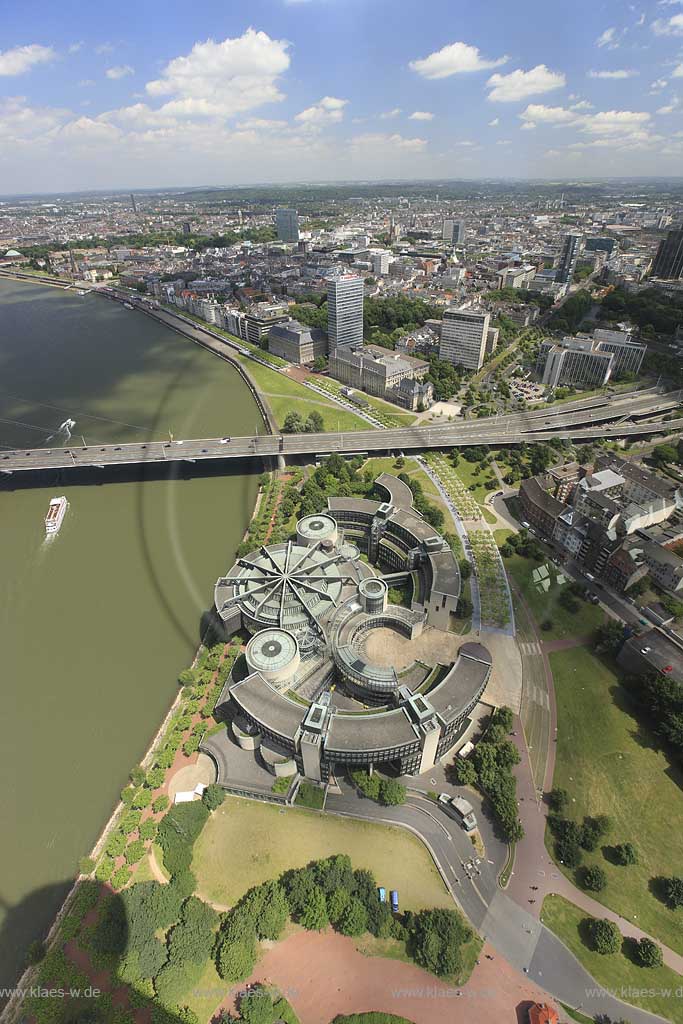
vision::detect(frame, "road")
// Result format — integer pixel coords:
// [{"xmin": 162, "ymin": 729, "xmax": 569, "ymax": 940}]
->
[
  {"xmin": 326, "ymin": 781, "xmax": 665, "ymax": 1024},
  {"xmin": 2, "ymin": 394, "xmax": 681, "ymax": 475}
]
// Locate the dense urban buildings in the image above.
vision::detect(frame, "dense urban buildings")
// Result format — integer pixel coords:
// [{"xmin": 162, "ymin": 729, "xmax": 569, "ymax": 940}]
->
[{"xmin": 537, "ymin": 329, "xmax": 647, "ymax": 388}]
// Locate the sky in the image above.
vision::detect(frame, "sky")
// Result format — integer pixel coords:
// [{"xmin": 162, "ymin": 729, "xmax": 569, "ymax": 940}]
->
[{"xmin": 1, "ymin": 0, "xmax": 683, "ymax": 193}]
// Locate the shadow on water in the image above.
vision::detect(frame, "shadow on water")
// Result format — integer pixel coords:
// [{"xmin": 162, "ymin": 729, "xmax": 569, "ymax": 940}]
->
[{"xmin": 0, "ymin": 879, "xmax": 195, "ymax": 1022}]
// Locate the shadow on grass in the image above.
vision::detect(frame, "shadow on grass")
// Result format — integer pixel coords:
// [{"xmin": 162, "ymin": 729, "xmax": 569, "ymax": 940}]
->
[{"xmin": 648, "ymin": 875, "xmax": 672, "ymax": 908}]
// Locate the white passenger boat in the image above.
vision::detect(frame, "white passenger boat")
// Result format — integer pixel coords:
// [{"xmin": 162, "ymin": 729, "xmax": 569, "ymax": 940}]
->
[{"xmin": 45, "ymin": 496, "xmax": 68, "ymax": 535}]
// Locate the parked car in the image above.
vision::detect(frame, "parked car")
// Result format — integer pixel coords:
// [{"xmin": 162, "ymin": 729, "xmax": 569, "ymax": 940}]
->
[
  {"xmin": 378, "ymin": 886, "xmax": 386, "ymax": 903},
  {"xmin": 390, "ymin": 890, "xmax": 399, "ymax": 913}
]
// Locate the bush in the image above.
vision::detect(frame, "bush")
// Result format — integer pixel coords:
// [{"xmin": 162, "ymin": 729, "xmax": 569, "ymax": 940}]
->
[
  {"xmin": 130, "ymin": 766, "xmax": 146, "ymax": 788},
  {"xmin": 157, "ymin": 801, "xmax": 209, "ymax": 877},
  {"xmin": 132, "ymin": 788, "xmax": 152, "ymax": 810},
  {"xmin": 635, "ymin": 937, "xmax": 664, "ymax": 968},
  {"xmin": 613, "ymin": 842, "xmax": 637, "ymax": 866},
  {"xmin": 663, "ymin": 876, "xmax": 683, "ymax": 909},
  {"xmin": 337, "ymin": 897, "xmax": 368, "ymax": 937},
  {"xmin": 106, "ymin": 832, "xmax": 127, "ymax": 858},
  {"xmin": 453, "ymin": 758, "xmax": 477, "ymax": 786},
  {"xmin": 78, "ymin": 856, "xmax": 96, "ymax": 875},
  {"xmin": 153, "ymin": 794, "xmax": 169, "ymax": 814},
  {"xmin": 111, "ymin": 865, "xmax": 132, "ymax": 890},
  {"xmin": 407, "ymin": 908, "xmax": 472, "ymax": 978},
  {"xmin": 202, "ymin": 783, "xmax": 225, "ymax": 811},
  {"xmin": 121, "ymin": 810, "xmax": 142, "ymax": 835},
  {"xmin": 590, "ymin": 917, "xmax": 621, "ymax": 955},
  {"xmin": 580, "ymin": 815, "xmax": 611, "ymax": 852},
  {"xmin": 379, "ymin": 778, "xmax": 406, "ymax": 806},
  {"xmin": 121, "ymin": 786, "xmax": 136, "ymax": 806},
  {"xmin": 548, "ymin": 788, "xmax": 569, "ymax": 814},
  {"xmin": 95, "ymin": 856, "xmax": 115, "ymax": 883},
  {"xmin": 581, "ymin": 865, "xmax": 607, "ymax": 892},
  {"xmin": 125, "ymin": 840, "xmax": 146, "ymax": 864},
  {"xmin": 139, "ymin": 819, "xmax": 157, "ymax": 842},
  {"xmin": 145, "ymin": 767, "xmax": 165, "ymax": 790}
]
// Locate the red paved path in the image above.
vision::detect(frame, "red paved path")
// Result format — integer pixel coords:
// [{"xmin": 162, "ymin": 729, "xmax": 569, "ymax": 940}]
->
[{"xmin": 211, "ymin": 930, "xmax": 560, "ymax": 1024}]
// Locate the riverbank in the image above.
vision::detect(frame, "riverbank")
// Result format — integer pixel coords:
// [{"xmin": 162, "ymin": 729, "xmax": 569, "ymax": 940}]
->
[{"xmin": 0, "ymin": 277, "xmax": 267, "ymax": 1000}]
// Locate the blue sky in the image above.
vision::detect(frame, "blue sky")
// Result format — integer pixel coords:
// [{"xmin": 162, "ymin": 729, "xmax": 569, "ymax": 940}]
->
[{"xmin": 1, "ymin": 0, "xmax": 683, "ymax": 192}]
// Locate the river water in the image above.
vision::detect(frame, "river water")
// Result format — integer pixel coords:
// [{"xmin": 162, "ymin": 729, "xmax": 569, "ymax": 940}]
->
[{"xmin": 0, "ymin": 279, "xmax": 262, "ymax": 988}]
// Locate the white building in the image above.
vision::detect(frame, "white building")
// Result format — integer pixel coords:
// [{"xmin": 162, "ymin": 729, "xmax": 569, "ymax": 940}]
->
[
  {"xmin": 327, "ymin": 271, "xmax": 364, "ymax": 351},
  {"xmin": 439, "ymin": 307, "xmax": 490, "ymax": 370}
]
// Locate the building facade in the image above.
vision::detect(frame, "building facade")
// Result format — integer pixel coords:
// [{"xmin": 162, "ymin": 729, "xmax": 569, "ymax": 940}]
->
[
  {"xmin": 651, "ymin": 225, "xmax": 683, "ymax": 280},
  {"xmin": 327, "ymin": 271, "xmax": 364, "ymax": 351},
  {"xmin": 439, "ymin": 306, "xmax": 490, "ymax": 370},
  {"xmin": 275, "ymin": 208, "xmax": 300, "ymax": 243}
]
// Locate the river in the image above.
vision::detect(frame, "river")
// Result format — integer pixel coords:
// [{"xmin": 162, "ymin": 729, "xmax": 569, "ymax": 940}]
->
[{"xmin": 0, "ymin": 279, "xmax": 262, "ymax": 989}]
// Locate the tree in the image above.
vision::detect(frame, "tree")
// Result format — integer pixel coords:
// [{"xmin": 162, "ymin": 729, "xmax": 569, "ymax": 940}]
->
[
  {"xmin": 590, "ymin": 917, "xmax": 621, "ymax": 955},
  {"xmin": 202, "ymin": 784, "xmax": 225, "ymax": 811},
  {"xmin": 581, "ymin": 865, "xmax": 607, "ymax": 892},
  {"xmin": 239, "ymin": 988, "xmax": 277, "ymax": 1024},
  {"xmin": 453, "ymin": 758, "xmax": 477, "ymax": 787},
  {"xmin": 379, "ymin": 778, "xmax": 407, "ymax": 806},
  {"xmin": 217, "ymin": 936, "xmax": 256, "ymax": 982},
  {"xmin": 79, "ymin": 856, "xmax": 96, "ymax": 875},
  {"xmin": 580, "ymin": 815, "xmax": 611, "ymax": 852},
  {"xmin": 300, "ymin": 887, "xmax": 329, "ymax": 931},
  {"xmin": 663, "ymin": 876, "xmax": 683, "ymax": 909},
  {"xmin": 635, "ymin": 937, "xmax": 664, "ymax": 968},
  {"xmin": 613, "ymin": 842, "xmax": 638, "ymax": 866},
  {"xmin": 305, "ymin": 411, "xmax": 325, "ymax": 433},
  {"xmin": 312, "ymin": 355, "xmax": 327, "ymax": 372},
  {"xmin": 548, "ymin": 788, "xmax": 570, "ymax": 814},
  {"xmin": 337, "ymin": 896, "xmax": 368, "ymax": 937},
  {"xmin": 327, "ymin": 887, "xmax": 350, "ymax": 925},
  {"xmin": 595, "ymin": 620, "xmax": 625, "ymax": 655},
  {"xmin": 282, "ymin": 411, "xmax": 304, "ymax": 434},
  {"xmin": 459, "ymin": 559, "xmax": 472, "ymax": 581}
]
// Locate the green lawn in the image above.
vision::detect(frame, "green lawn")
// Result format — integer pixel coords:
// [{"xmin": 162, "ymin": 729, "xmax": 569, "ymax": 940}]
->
[
  {"xmin": 450, "ymin": 457, "xmax": 499, "ymax": 504},
  {"xmin": 192, "ymin": 797, "xmax": 452, "ymax": 912},
  {"xmin": 542, "ymin": 895, "xmax": 683, "ymax": 1024},
  {"xmin": 362, "ymin": 457, "xmax": 451, "ymax": 520},
  {"xmin": 236, "ymin": 356, "xmax": 371, "ymax": 432},
  {"xmin": 549, "ymin": 646, "xmax": 683, "ymax": 953},
  {"xmin": 503, "ymin": 551, "xmax": 605, "ymax": 641}
]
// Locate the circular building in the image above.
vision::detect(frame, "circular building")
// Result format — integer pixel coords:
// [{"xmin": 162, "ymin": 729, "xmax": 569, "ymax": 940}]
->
[
  {"xmin": 296, "ymin": 513, "xmax": 338, "ymax": 548},
  {"xmin": 246, "ymin": 628, "xmax": 300, "ymax": 685},
  {"xmin": 215, "ymin": 541, "xmax": 344, "ymax": 634},
  {"xmin": 358, "ymin": 576, "xmax": 388, "ymax": 614}
]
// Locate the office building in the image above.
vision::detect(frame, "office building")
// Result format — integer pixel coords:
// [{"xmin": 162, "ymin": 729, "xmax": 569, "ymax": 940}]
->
[
  {"xmin": 267, "ymin": 319, "xmax": 328, "ymax": 365},
  {"xmin": 439, "ymin": 307, "xmax": 490, "ymax": 370},
  {"xmin": 327, "ymin": 271, "xmax": 364, "ymax": 351},
  {"xmin": 275, "ymin": 207, "xmax": 300, "ymax": 243},
  {"xmin": 585, "ymin": 237, "xmax": 616, "ymax": 256},
  {"xmin": 442, "ymin": 219, "xmax": 465, "ymax": 245},
  {"xmin": 651, "ymin": 225, "xmax": 683, "ymax": 280},
  {"xmin": 329, "ymin": 344, "xmax": 432, "ymax": 409},
  {"xmin": 371, "ymin": 251, "xmax": 392, "ymax": 276},
  {"xmin": 556, "ymin": 233, "xmax": 581, "ymax": 284},
  {"xmin": 537, "ymin": 330, "xmax": 647, "ymax": 387}
]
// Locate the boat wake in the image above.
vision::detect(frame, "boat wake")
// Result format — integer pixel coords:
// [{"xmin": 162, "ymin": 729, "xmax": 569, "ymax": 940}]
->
[{"xmin": 45, "ymin": 418, "xmax": 76, "ymax": 444}]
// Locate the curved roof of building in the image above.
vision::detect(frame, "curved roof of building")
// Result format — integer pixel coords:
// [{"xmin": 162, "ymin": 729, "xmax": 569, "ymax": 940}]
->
[
  {"xmin": 246, "ymin": 629, "xmax": 299, "ymax": 675},
  {"xmin": 427, "ymin": 642, "xmax": 492, "ymax": 726},
  {"xmin": 231, "ymin": 673, "xmax": 305, "ymax": 743},
  {"xmin": 375, "ymin": 473, "xmax": 415, "ymax": 510},
  {"xmin": 215, "ymin": 540, "xmax": 343, "ymax": 632},
  {"xmin": 325, "ymin": 708, "xmax": 419, "ymax": 754}
]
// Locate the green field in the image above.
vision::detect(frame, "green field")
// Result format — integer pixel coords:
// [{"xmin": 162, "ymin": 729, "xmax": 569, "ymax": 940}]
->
[
  {"xmin": 542, "ymin": 895, "xmax": 683, "ymax": 1024},
  {"xmin": 503, "ymin": 551, "xmax": 605, "ymax": 641},
  {"xmin": 192, "ymin": 797, "xmax": 452, "ymax": 912},
  {"xmin": 549, "ymin": 646, "xmax": 683, "ymax": 953},
  {"xmin": 236, "ymin": 356, "xmax": 371, "ymax": 432}
]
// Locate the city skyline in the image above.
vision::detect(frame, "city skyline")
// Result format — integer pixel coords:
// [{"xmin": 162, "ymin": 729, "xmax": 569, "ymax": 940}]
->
[{"xmin": 1, "ymin": 0, "xmax": 683, "ymax": 192}]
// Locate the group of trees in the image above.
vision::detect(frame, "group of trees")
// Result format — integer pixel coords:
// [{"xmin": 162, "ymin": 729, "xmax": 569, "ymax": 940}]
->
[
  {"xmin": 548, "ymin": 803, "xmax": 612, "ymax": 874},
  {"xmin": 350, "ymin": 770, "xmax": 407, "ymax": 806},
  {"xmin": 453, "ymin": 707, "xmax": 524, "ymax": 843},
  {"xmin": 622, "ymin": 667, "xmax": 683, "ymax": 761},
  {"xmin": 499, "ymin": 529, "xmax": 543, "ymax": 563},
  {"xmin": 282, "ymin": 410, "xmax": 325, "ymax": 434},
  {"xmin": 214, "ymin": 853, "xmax": 473, "ymax": 985},
  {"xmin": 548, "ymin": 289, "xmax": 593, "ymax": 333},
  {"xmin": 600, "ymin": 287, "xmax": 683, "ymax": 338}
]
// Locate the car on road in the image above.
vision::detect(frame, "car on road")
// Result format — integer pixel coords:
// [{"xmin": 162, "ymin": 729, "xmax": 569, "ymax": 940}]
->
[
  {"xmin": 220, "ymin": 436, "xmax": 231, "ymax": 443},
  {"xmin": 390, "ymin": 890, "xmax": 399, "ymax": 913},
  {"xmin": 438, "ymin": 793, "xmax": 478, "ymax": 832},
  {"xmin": 378, "ymin": 886, "xmax": 386, "ymax": 903}
]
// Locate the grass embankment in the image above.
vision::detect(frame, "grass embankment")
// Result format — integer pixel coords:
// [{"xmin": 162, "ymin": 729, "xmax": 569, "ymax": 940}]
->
[
  {"xmin": 542, "ymin": 895, "xmax": 683, "ymax": 1024},
  {"xmin": 502, "ymin": 550, "xmax": 605, "ymax": 641},
  {"xmin": 362, "ymin": 457, "xmax": 451, "ymax": 520},
  {"xmin": 550, "ymin": 646, "xmax": 683, "ymax": 953},
  {"xmin": 235, "ymin": 355, "xmax": 371, "ymax": 432},
  {"xmin": 192, "ymin": 797, "xmax": 452, "ymax": 912}
]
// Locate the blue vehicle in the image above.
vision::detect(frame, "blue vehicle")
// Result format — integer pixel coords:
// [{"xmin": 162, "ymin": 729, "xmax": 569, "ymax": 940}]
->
[
  {"xmin": 390, "ymin": 889, "xmax": 399, "ymax": 913},
  {"xmin": 378, "ymin": 886, "xmax": 386, "ymax": 903}
]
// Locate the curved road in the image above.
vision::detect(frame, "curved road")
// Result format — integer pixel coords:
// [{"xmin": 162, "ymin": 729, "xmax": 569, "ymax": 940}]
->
[{"xmin": 326, "ymin": 782, "xmax": 667, "ymax": 1024}]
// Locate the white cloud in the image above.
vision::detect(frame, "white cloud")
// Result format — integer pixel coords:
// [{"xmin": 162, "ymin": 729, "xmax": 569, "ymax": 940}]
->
[
  {"xmin": 520, "ymin": 103, "xmax": 580, "ymax": 124},
  {"xmin": 488, "ymin": 117, "xmax": 499, "ymax": 126},
  {"xmin": 409, "ymin": 40, "xmax": 507, "ymax": 79},
  {"xmin": 295, "ymin": 95, "xmax": 348, "ymax": 125},
  {"xmin": 486, "ymin": 64, "xmax": 566, "ymax": 102},
  {"xmin": 0, "ymin": 44, "xmax": 55, "ymax": 76},
  {"xmin": 657, "ymin": 97, "xmax": 680, "ymax": 112},
  {"xmin": 106, "ymin": 65, "xmax": 134, "ymax": 80},
  {"xmin": 673, "ymin": 63, "xmax": 683, "ymax": 77},
  {"xmin": 651, "ymin": 12, "xmax": 683, "ymax": 33},
  {"xmin": 588, "ymin": 69, "xmax": 638, "ymax": 79},
  {"xmin": 580, "ymin": 109, "xmax": 651, "ymax": 135},
  {"xmin": 409, "ymin": 110, "xmax": 434, "ymax": 120},
  {"xmin": 95, "ymin": 43, "xmax": 114, "ymax": 55},
  {"xmin": 145, "ymin": 29, "xmax": 291, "ymax": 119},
  {"xmin": 0, "ymin": 95, "xmax": 66, "ymax": 139},
  {"xmin": 650, "ymin": 78, "xmax": 669, "ymax": 92},
  {"xmin": 571, "ymin": 99, "xmax": 594, "ymax": 110},
  {"xmin": 596, "ymin": 27, "xmax": 619, "ymax": 48},
  {"xmin": 350, "ymin": 131, "xmax": 427, "ymax": 151},
  {"xmin": 68, "ymin": 42, "xmax": 83, "ymax": 54},
  {"xmin": 379, "ymin": 108, "xmax": 401, "ymax": 119}
]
